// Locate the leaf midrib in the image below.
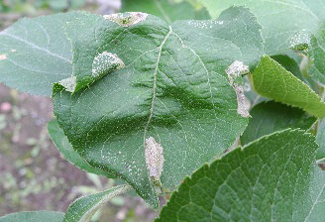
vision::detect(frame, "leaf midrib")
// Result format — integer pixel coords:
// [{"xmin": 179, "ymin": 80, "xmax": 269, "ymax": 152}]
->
[{"xmin": 143, "ymin": 25, "xmax": 173, "ymax": 142}]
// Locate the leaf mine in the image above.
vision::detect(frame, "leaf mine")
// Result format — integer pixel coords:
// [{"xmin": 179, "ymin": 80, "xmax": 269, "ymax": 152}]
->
[
  {"xmin": 92, "ymin": 51, "xmax": 125, "ymax": 78},
  {"xmin": 103, "ymin": 12, "xmax": 148, "ymax": 27},
  {"xmin": 145, "ymin": 137, "xmax": 164, "ymax": 181},
  {"xmin": 58, "ymin": 76, "xmax": 77, "ymax": 93},
  {"xmin": 226, "ymin": 60, "xmax": 250, "ymax": 117}
]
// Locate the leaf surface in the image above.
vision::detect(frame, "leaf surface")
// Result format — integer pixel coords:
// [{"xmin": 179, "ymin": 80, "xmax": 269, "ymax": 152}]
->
[
  {"xmin": 0, "ymin": 211, "xmax": 64, "ymax": 222},
  {"xmin": 48, "ymin": 119, "xmax": 116, "ymax": 178},
  {"xmin": 157, "ymin": 130, "xmax": 325, "ymax": 222},
  {"xmin": 241, "ymin": 101, "xmax": 316, "ymax": 145},
  {"xmin": 63, "ymin": 184, "xmax": 131, "ymax": 222},
  {"xmin": 121, "ymin": 0, "xmax": 210, "ymax": 24},
  {"xmin": 252, "ymin": 56, "xmax": 325, "ymax": 118},
  {"xmin": 0, "ymin": 12, "xmax": 86, "ymax": 95},
  {"xmin": 316, "ymin": 119, "xmax": 325, "ymax": 161},
  {"xmin": 309, "ymin": 26, "xmax": 325, "ymax": 85},
  {"xmin": 53, "ymin": 7, "xmax": 264, "ymax": 207},
  {"xmin": 199, "ymin": 0, "xmax": 325, "ymax": 54}
]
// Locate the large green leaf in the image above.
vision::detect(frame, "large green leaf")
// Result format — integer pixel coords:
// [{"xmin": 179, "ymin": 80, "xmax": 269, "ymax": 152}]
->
[
  {"xmin": 199, "ymin": 0, "xmax": 325, "ymax": 55},
  {"xmin": 309, "ymin": 26, "xmax": 325, "ymax": 85},
  {"xmin": 241, "ymin": 101, "xmax": 316, "ymax": 145},
  {"xmin": 0, "ymin": 12, "xmax": 80, "ymax": 96},
  {"xmin": 0, "ymin": 211, "xmax": 64, "ymax": 222},
  {"xmin": 53, "ymin": 7, "xmax": 264, "ymax": 207},
  {"xmin": 64, "ymin": 184, "xmax": 131, "ymax": 222},
  {"xmin": 48, "ymin": 119, "xmax": 116, "ymax": 178},
  {"xmin": 252, "ymin": 56, "xmax": 325, "ymax": 118},
  {"xmin": 157, "ymin": 130, "xmax": 325, "ymax": 221},
  {"xmin": 121, "ymin": 0, "xmax": 210, "ymax": 24}
]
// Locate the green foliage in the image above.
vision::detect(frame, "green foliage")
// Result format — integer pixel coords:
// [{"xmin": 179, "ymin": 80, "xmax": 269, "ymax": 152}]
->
[
  {"xmin": 0, "ymin": 12, "xmax": 78, "ymax": 95},
  {"xmin": 121, "ymin": 0, "xmax": 210, "ymax": 24},
  {"xmin": 252, "ymin": 56, "xmax": 325, "ymax": 118},
  {"xmin": 309, "ymin": 26, "xmax": 325, "ymax": 85},
  {"xmin": 241, "ymin": 101, "xmax": 317, "ymax": 145},
  {"xmin": 1, "ymin": 0, "xmax": 325, "ymax": 220},
  {"xmin": 47, "ymin": 119, "xmax": 117, "ymax": 178},
  {"xmin": 52, "ymin": 7, "xmax": 264, "ymax": 207},
  {"xmin": 158, "ymin": 130, "xmax": 325, "ymax": 221},
  {"xmin": 0, "ymin": 211, "xmax": 64, "ymax": 222},
  {"xmin": 64, "ymin": 184, "xmax": 131, "ymax": 222},
  {"xmin": 199, "ymin": 0, "xmax": 325, "ymax": 55}
]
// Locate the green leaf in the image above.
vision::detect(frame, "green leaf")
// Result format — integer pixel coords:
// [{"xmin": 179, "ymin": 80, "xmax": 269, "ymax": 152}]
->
[
  {"xmin": 63, "ymin": 184, "xmax": 132, "ymax": 222},
  {"xmin": 252, "ymin": 56, "xmax": 325, "ymax": 118},
  {"xmin": 48, "ymin": 119, "xmax": 116, "ymax": 178},
  {"xmin": 309, "ymin": 26, "xmax": 325, "ymax": 85},
  {"xmin": 0, "ymin": 12, "xmax": 90, "ymax": 95},
  {"xmin": 157, "ymin": 129, "xmax": 325, "ymax": 222},
  {"xmin": 53, "ymin": 7, "xmax": 264, "ymax": 207},
  {"xmin": 241, "ymin": 101, "xmax": 316, "ymax": 145},
  {"xmin": 199, "ymin": 0, "xmax": 325, "ymax": 54},
  {"xmin": 0, "ymin": 12, "xmax": 82, "ymax": 95},
  {"xmin": 316, "ymin": 119, "xmax": 325, "ymax": 160},
  {"xmin": 0, "ymin": 211, "xmax": 64, "ymax": 222},
  {"xmin": 121, "ymin": 0, "xmax": 210, "ymax": 24}
]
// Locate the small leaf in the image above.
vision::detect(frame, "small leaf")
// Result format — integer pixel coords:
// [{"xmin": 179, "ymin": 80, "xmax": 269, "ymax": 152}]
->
[
  {"xmin": 0, "ymin": 12, "xmax": 86, "ymax": 95},
  {"xmin": 0, "ymin": 211, "xmax": 64, "ymax": 222},
  {"xmin": 309, "ymin": 26, "xmax": 325, "ymax": 85},
  {"xmin": 53, "ymin": 7, "xmax": 263, "ymax": 207},
  {"xmin": 157, "ymin": 129, "xmax": 325, "ymax": 221},
  {"xmin": 47, "ymin": 119, "xmax": 116, "ymax": 178},
  {"xmin": 252, "ymin": 56, "xmax": 325, "ymax": 118},
  {"xmin": 63, "ymin": 184, "xmax": 132, "ymax": 222},
  {"xmin": 199, "ymin": 0, "xmax": 325, "ymax": 54},
  {"xmin": 241, "ymin": 101, "xmax": 316, "ymax": 145},
  {"xmin": 121, "ymin": 0, "xmax": 210, "ymax": 24}
]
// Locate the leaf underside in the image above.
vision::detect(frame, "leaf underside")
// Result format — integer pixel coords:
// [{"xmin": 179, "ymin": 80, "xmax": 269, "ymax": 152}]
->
[
  {"xmin": 252, "ymin": 56, "xmax": 325, "ymax": 118},
  {"xmin": 0, "ymin": 12, "xmax": 84, "ymax": 95},
  {"xmin": 63, "ymin": 184, "xmax": 131, "ymax": 222},
  {"xmin": 241, "ymin": 101, "xmax": 316, "ymax": 145},
  {"xmin": 0, "ymin": 211, "xmax": 64, "ymax": 222}
]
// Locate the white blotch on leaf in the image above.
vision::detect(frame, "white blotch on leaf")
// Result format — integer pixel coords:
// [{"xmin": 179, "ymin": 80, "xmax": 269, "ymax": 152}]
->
[
  {"xmin": 289, "ymin": 29, "xmax": 310, "ymax": 48},
  {"xmin": 104, "ymin": 12, "xmax": 148, "ymax": 27},
  {"xmin": 145, "ymin": 137, "xmax": 164, "ymax": 181},
  {"xmin": 59, "ymin": 76, "xmax": 77, "ymax": 92},
  {"xmin": 226, "ymin": 61, "xmax": 250, "ymax": 118},
  {"xmin": 92, "ymin": 51, "xmax": 125, "ymax": 78},
  {"xmin": 0, "ymin": 54, "xmax": 7, "ymax": 60}
]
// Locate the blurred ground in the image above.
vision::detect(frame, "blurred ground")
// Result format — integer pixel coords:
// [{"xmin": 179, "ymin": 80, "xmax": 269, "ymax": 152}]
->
[{"xmin": 0, "ymin": 1, "xmax": 157, "ymax": 221}]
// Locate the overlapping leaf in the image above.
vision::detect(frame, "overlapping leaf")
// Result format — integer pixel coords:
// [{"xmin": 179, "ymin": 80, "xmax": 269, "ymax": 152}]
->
[
  {"xmin": 0, "ymin": 12, "xmax": 86, "ymax": 95},
  {"xmin": 241, "ymin": 101, "xmax": 316, "ymax": 145},
  {"xmin": 121, "ymin": 0, "xmax": 210, "ymax": 24},
  {"xmin": 252, "ymin": 56, "xmax": 325, "ymax": 118},
  {"xmin": 200, "ymin": 0, "xmax": 325, "ymax": 54},
  {"xmin": 158, "ymin": 130, "xmax": 325, "ymax": 221},
  {"xmin": 53, "ymin": 7, "xmax": 264, "ymax": 207},
  {"xmin": 48, "ymin": 119, "xmax": 116, "ymax": 178}
]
